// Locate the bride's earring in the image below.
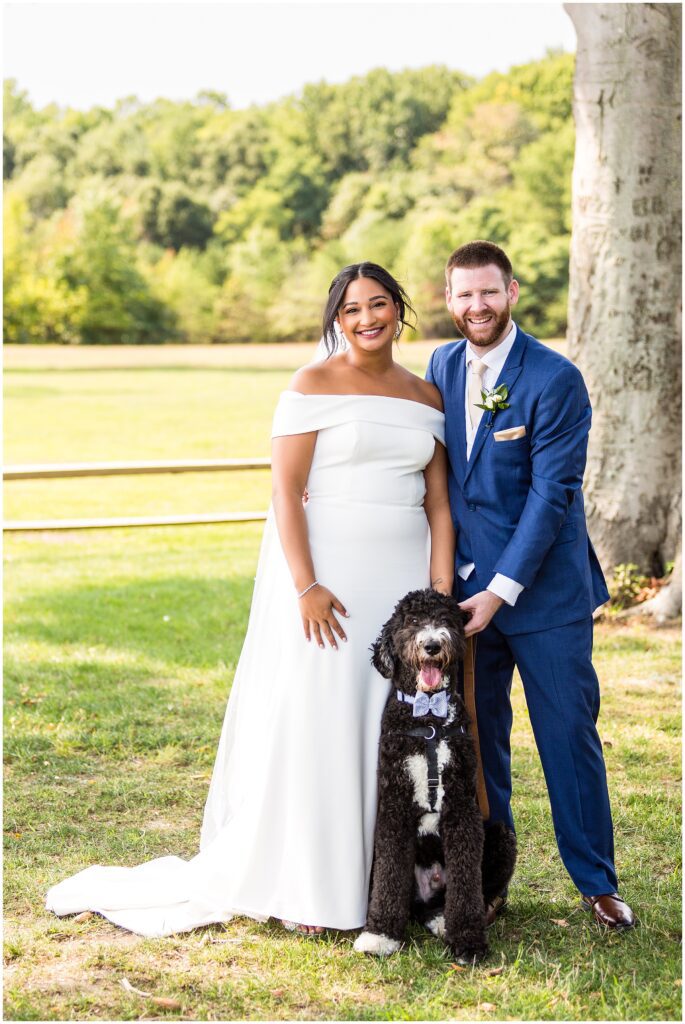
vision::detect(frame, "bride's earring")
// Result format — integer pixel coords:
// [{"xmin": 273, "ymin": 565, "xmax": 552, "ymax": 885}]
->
[{"xmin": 394, "ymin": 321, "xmax": 403, "ymax": 340}]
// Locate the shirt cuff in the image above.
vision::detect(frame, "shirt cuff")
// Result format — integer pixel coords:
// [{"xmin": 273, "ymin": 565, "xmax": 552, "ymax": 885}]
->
[{"xmin": 488, "ymin": 573, "xmax": 524, "ymax": 607}]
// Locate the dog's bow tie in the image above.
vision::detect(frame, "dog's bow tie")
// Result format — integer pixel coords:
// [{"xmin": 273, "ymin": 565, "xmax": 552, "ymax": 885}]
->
[{"xmin": 396, "ymin": 689, "xmax": 448, "ymax": 718}]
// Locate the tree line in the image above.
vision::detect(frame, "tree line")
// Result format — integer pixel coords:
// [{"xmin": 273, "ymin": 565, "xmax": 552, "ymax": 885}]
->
[{"xmin": 3, "ymin": 52, "xmax": 573, "ymax": 345}]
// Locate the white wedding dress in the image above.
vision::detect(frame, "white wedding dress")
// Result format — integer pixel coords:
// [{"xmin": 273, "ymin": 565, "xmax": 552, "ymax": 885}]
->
[{"xmin": 46, "ymin": 392, "xmax": 445, "ymax": 937}]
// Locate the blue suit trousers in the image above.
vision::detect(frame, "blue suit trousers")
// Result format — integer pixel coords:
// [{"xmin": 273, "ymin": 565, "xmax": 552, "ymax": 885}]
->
[{"xmin": 470, "ymin": 607, "xmax": 618, "ymax": 896}]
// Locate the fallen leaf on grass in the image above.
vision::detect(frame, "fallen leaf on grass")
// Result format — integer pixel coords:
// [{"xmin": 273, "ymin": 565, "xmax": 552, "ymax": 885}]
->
[
  {"xmin": 120, "ymin": 977, "xmax": 182, "ymax": 1010},
  {"xmin": 551, "ymin": 918, "xmax": 569, "ymax": 927},
  {"xmin": 479, "ymin": 1003, "xmax": 497, "ymax": 1012},
  {"xmin": 270, "ymin": 988, "xmax": 286, "ymax": 998},
  {"xmin": 74, "ymin": 911, "xmax": 93, "ymax": 923},
  {"xmin": 487, "ymin": 966, "xmax": 505, "ymax": 976},
  {"xmin": 675, "ymin": 980, "xmax": 682, "ymax": 987},
  {"xmin": 449, "ymin": 963, "xmax": 467, "ymax": 971}
]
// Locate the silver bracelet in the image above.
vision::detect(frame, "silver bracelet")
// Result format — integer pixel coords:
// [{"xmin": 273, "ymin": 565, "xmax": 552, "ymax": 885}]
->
[{"xmin": 297, "ymin": 580, "xmax": 319, "ymax": 599}]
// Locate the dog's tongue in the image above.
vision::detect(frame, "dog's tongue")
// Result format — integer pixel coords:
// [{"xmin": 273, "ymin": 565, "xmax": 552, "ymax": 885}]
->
[{"xmin": 420, "ymin": 666, "xmax": 442, "ymax": 689}]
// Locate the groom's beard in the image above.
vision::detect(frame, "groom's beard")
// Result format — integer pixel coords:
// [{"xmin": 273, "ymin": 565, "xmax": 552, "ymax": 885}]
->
[{"xmin": 451, "ymin": 304, "xmax": 511, "ymax": 348}]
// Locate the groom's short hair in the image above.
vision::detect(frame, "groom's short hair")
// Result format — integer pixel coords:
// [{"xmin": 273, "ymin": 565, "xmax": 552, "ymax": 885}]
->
[{"xmin": 445, "ymin": 241, "xmax": 513, "ymax": 289}]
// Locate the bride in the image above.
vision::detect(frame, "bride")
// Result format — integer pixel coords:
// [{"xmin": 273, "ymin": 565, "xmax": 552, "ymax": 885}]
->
[{"xmin": 46, "ymin": 262, "xmax": 454, "ymax": 937}]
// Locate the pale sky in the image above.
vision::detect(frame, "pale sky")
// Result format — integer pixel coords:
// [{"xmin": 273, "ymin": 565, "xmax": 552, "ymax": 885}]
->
[{"xmin": 3, "ymin": 1, "xmax": 576, "ymax": 111}]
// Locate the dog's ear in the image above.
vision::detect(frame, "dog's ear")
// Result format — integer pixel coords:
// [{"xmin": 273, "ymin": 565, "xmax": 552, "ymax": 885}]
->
[
  {"xmin": 371, "ymin": 626, "xmax": 396, "ymax": 678},
  {"xmin": 442, "ymin": 597, "xmax": 468, "ymax": 631},
  {"xmin": 444, "ymin": 598, "xmax": 468, "ymax": 659}
]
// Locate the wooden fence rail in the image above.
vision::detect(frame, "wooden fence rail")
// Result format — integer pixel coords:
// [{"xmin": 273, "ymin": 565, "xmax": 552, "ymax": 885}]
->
[
  {"xmin": 4, "ymin": 458, "xmax": 270, "ymax": 480},
  {"xmin": 3, "ymin": 459, "xmax": 271, "ymax": 532}
]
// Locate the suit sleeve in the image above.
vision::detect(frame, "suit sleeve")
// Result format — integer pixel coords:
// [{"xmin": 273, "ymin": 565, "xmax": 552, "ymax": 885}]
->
[
  {"xmin": 493, "ymin": 363, "xmax": 591, "ymax": 589},
  {"xmin": 425, "ymin": 348, "xmax": 437, "ymax": 386}
]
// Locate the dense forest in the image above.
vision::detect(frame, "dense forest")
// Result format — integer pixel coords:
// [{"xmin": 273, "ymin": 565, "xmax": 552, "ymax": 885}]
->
[{"xmin": 3, "ymin": 52, "xmax": 574, "ymax": 344}]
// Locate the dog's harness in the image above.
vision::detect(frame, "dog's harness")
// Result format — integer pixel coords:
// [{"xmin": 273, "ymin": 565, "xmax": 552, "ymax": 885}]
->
[{"xmin": 393, "ymin": 690, "xmax": 466, "ymax": 812}]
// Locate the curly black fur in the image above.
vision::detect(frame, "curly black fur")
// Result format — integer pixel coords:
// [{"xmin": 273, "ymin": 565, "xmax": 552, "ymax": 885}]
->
[{"xmin": 361, "ymin": 589, "xmax": 516, "ymax": 963}]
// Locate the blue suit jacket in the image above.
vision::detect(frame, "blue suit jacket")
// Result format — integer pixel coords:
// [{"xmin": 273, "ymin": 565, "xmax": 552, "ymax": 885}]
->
[{"xmin": 427, "ymin": 326, "xmax": 610, "ymax": 635}]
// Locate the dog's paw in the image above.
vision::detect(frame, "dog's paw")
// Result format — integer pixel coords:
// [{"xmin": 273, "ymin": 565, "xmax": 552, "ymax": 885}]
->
[
  {"xmin": 451, "ymin": 942, "xmax": 488, "ymax": 966},
  {"xmin": 353, "ymin": 931, "xmax": 401, "ymax": 956},
  {"xmin": 425, "ymin": 914, "xmax": 446, "ymax": 938}
]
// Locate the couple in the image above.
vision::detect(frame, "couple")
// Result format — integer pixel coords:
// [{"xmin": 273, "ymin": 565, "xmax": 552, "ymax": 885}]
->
[{"xmin": 46, "ymin": 240, "xmax": 634, "ymax": 938}]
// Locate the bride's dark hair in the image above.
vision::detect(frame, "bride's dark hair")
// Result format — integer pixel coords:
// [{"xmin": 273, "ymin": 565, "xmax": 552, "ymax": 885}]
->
[{"xmin": 322, "ymin": 262, "xmax": 417, "ymax": 357}]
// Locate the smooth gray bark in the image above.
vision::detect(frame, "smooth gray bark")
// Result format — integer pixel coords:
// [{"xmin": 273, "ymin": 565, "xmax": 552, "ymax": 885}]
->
[{"xmin": 565, "ymin": 3, "xmax": 682, "ymax": 581}]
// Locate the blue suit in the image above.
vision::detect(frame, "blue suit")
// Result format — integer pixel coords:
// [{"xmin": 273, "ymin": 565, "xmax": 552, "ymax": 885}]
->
[{"xmin": 427, "ymin": 326, "xmax": 618, "ymax": 896}]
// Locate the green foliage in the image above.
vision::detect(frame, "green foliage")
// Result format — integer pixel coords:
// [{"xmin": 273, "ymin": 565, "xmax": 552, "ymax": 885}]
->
[
  {"xmin": 3, "ymin": 54, "xmax": 576, "ymax": 343},
  {"xmin": 400, "ymin": 209, "xmax": 459, "ymax": 337},
  {"xmin": 3, "ymin": 194, "xmax": 86, "ymax": 344},
  {"xmin": 608, "ymin": 563, "xmax": 650, "ymax": 610},
  {"xmin": 213, "ymin": 226, "xmax": 296, "ymax": 343},
  {"xmin": 3, "ymin": 132, "xmax": 16, "ymax": 179},
  {"xmin": 7, "ymin": 153, "xmax": 71, "ymax": 218},
  {"xmin": 298, "ymin": 66, "xmax": 470, "ymax": 179},
  {"xmin": 56, "ymin": 195, "xmax": 177, "ymax": 344},
  {"xmin": 136, "ymin": 180, "xmax": 214, "ymax": 249},
  {"xmin": 144, "ymin": 248, "xmax": 220, "ymax": 344}
]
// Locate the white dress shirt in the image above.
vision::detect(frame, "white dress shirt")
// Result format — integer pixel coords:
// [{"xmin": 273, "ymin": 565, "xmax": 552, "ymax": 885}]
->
[{"xmin": 459, "ymin": 321, "xmax": 524, "ymax": 607}]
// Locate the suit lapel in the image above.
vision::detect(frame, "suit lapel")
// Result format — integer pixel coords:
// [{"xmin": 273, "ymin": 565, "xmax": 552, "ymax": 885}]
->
[{"xmin": 463, "ymin": 328, "xmax": 528, "ymax": 485}]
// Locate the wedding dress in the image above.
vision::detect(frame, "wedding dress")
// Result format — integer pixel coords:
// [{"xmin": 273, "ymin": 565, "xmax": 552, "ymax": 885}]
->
[{"xmin": 46, "ymin": 391, "xmax": 445, "ymax": 937}]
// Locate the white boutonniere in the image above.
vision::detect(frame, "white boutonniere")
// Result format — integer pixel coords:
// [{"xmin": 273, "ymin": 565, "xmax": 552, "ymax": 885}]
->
[{"xmin": 476, "ymin": 384, "xmax": 510, "ymax": 418}]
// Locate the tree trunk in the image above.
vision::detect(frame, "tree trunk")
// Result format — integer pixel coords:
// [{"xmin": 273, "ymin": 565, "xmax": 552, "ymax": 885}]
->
[{"xmin": 565, "ymin": 3, "xmax": 682, "ymax": 579}]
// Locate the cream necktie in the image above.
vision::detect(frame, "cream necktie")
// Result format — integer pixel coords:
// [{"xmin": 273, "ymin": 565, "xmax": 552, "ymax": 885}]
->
[{"xmin": 468, "ymin": 359, "xmax": 488, "ymax": 431}]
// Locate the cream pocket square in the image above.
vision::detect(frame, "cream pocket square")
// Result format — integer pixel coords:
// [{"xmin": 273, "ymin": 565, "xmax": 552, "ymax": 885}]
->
[{"xmin": 493, "ymin": 425, "xmax": 527, "ymax": 442}]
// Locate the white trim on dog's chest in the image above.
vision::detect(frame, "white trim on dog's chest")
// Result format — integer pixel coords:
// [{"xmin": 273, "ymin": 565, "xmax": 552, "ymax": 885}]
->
[{"xmin": 404, "ymin": 740, "xmax": 451, "ymax": 819}]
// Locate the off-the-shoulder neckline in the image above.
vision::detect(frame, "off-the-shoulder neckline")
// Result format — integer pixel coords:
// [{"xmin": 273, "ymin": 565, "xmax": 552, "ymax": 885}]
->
[{"xmin": 283, "ymin": 390, "xmax": 443, "ymax": 414}]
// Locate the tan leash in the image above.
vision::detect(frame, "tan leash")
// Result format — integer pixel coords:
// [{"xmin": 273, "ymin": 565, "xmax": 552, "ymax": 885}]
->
[{"xmin": 463, "ymin": 636, "xmax": 490, "ymax": 819}]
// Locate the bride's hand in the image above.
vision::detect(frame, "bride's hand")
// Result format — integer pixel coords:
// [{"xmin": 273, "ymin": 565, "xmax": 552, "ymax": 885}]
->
[{"xmin": 299, "ymin": 585, "xmax": 349, "ymax": 649}]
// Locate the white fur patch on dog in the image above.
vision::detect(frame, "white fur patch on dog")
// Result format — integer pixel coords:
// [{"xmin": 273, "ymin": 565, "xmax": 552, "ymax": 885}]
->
[
  {"xmin": 404, "ymin": 740, "xmax": 451, "ymax": 813},
  {"xmin": 415, "ymin": 625, "xmax": 451, "ymax": 648},
  {"xmin": 426, "ymin": 914, "xmax": 446, "ymax": 938},
  {"xmin": 418, "ymin": 811, "xmax": 440, "ymax": 836},
  {"xmin": 353, "ymin": 931, "xmax": 401, "ymax": 956}
]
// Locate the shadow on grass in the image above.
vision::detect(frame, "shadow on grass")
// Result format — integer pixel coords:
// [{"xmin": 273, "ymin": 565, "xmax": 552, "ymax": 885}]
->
[{"xmin": 7, "ymin": 574, "xmax": 256, "ymax": 670}]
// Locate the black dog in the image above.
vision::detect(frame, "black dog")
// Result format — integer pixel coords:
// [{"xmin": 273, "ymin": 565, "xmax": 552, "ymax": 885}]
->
[{"xmin": 354, "ymin": 589, "xmax": 516, "ymax": 963}]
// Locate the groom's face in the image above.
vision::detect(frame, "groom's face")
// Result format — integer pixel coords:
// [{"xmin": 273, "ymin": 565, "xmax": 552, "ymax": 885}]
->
[{"xmin": 446, "ymin": 264, "xmax": 519, "ymax": 349}]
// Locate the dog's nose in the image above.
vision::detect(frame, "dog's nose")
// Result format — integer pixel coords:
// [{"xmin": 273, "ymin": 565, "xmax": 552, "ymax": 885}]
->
[{"xmin": 423, "ymin": 640, "xmax": 441, "ymax": 656}]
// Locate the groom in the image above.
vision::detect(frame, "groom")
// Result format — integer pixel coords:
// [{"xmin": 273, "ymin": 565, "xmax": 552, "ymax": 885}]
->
[{"xmin": 426, "ymin": 240, "xmax": 634, "ymax": 931}]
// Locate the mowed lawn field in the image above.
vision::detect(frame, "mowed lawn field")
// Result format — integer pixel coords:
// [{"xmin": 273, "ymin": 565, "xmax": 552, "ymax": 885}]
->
[{"xmin": 4, "ymin": 342, "xmax": 682, "ymax": 1022}]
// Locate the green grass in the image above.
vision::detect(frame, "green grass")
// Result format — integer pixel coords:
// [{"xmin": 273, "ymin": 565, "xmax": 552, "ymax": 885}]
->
[{"xmin": 4, "ymin": 343, "xmax": 682, "ymax": 1021}]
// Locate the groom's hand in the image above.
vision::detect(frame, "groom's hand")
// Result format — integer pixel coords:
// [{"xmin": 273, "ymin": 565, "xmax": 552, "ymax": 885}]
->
[{"xmin": 458, "ymin": 591, "xmax": 504, "ymax": 636}]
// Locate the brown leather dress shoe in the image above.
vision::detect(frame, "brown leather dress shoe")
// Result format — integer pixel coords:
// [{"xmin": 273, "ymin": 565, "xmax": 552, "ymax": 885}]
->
[
  {"xmin": 581, "ymin": 893, "xmax": 636, "ymax": 930},
  {"xmin": 485, "ymin": 893, "xmax": 507, "ymax": 928}
]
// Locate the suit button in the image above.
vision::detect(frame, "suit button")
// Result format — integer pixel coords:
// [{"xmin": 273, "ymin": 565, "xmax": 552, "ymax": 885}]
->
[{"xmin": 468, "ymin": 503, "xmax": 476, "ymax": 511}]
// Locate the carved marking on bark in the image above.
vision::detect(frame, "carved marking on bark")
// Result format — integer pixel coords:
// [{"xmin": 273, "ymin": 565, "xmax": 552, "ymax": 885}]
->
[{"xmin": 633, "ymin": 196, "xmax": 665, "ymax": 217}]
